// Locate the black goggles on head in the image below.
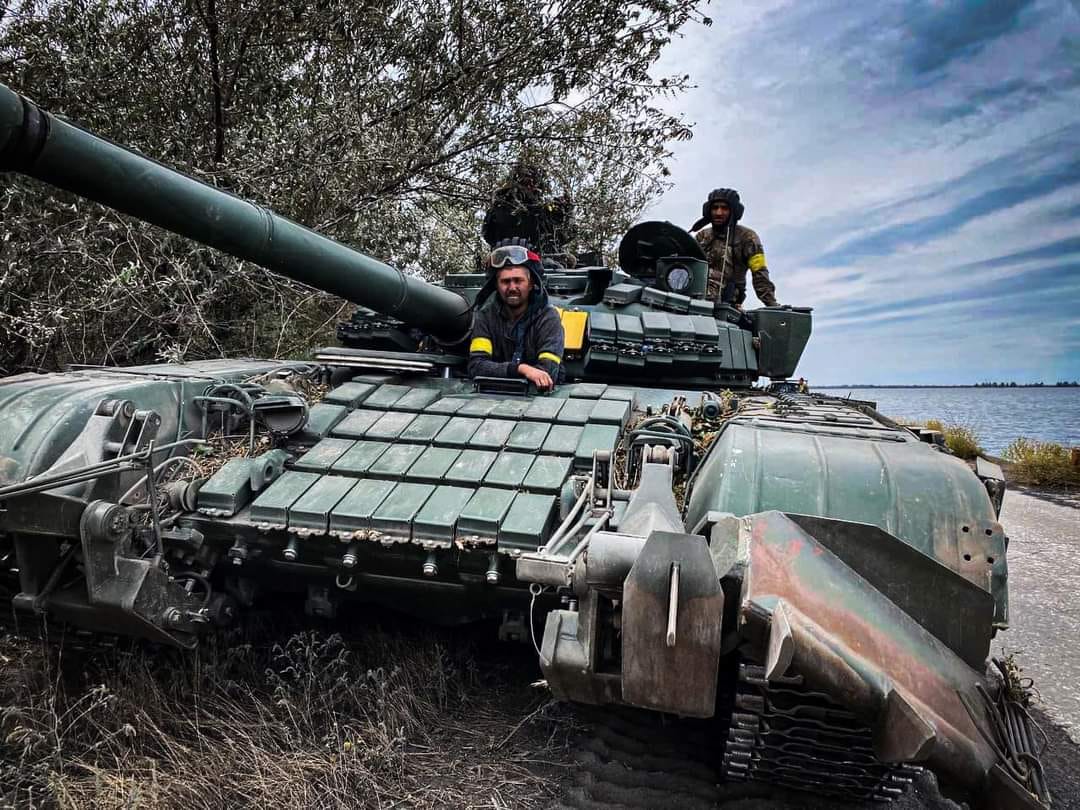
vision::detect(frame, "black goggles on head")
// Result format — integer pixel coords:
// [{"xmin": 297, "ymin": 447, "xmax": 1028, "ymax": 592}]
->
[{"xmin": 488, "ymin": 245, "xmax": 542, "ymax": 269}]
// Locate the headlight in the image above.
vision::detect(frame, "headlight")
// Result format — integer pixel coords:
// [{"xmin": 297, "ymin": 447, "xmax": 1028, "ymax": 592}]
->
[{"xmin": 665, "ymin": 265, "xmax": 691, "ymax": 292}]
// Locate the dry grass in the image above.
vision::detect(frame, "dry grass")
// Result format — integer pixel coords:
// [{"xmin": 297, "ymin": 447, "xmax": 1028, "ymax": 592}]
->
[
  {"xmin": 923, "ymin": 419, "xmax": 983, "ymax": 460},
  {"xmin": 1003, "ymin": 438, "xmax": 1080, "ymax": 489},
  {"xmin": 0, "ymin": 620, "xmax": 568, "ymax": 810}
]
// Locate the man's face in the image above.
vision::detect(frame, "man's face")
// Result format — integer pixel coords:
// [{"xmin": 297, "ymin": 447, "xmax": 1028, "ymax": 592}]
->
[
  {"xmin": 496, "ymin": 266, "xmax": 532, "ymax": 310},
  {"xmin": 710, "ymin": 201, "xmax": 731, "ymax": 228}
]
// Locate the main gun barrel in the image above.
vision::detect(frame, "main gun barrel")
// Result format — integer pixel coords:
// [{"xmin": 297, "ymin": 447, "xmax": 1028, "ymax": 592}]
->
[{"xmin": 0, "ymin": 83, "xmax": 472, "ymax": 344}]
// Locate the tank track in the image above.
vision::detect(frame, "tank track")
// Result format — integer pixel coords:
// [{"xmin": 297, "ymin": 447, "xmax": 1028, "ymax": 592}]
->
[
  {"xmin": 548, "ymin": 705, "xmax": 725, "ymax": 810},
  {"xmin": 724, "ymin": 662, "xmax": 922, "ymax": 801},
  {"xmin": 546, "ymin": 700, "xmax": 897, "ymax": 810},
  {"xmin": 0, "ymin": 547, "xmax": 121, "ymax": 654}
]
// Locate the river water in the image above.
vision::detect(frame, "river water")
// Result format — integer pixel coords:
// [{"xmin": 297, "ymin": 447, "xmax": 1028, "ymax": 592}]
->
[{"xmin": 818, "ymin": 387, "xmax": 1080, "ymax": 455}]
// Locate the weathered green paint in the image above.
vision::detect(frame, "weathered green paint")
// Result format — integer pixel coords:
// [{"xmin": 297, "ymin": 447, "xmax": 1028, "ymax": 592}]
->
[
  {"xmin": 413, "ymin": 485, "xmax": 474, "ymax": 544},
  {"xmin": 543, "ymin": 425, "xmax": 584, "ymax": 456},
  {"xmin": 249, "ymin": 471, "xmax": 319, "ymax": 526},
  {"xmin": 371, "ymin": 482, "xmax": 434, "ymax": 539},
  {"xmin": 365, "ymin": 410, "xmax": 417, "ymax": 440},
  {"xmin": 523, "ymin": 455, "xmax": 572, "ymax": 494},
  {"xmin": 289, "ymin": 475, "xmax": 356, "ymax": 533},
  {"xmin": 406, "ymin": 446, "xmax": 461, "ymax": 482},
  {"xmin": 506, "ymin": 421, "xmax": 551, "ymax": 453},
  {"xmin": 484, "ymin": 452, "xmax": 536, "ymax": 489},
  {"xmin": 458, "ymin": 487, "xmax": 517, "ymax": 544},
  {"xmin": 434, "ymin": 416, "xmax": 483, "ymax": 447},
  {"xmin": 424, "ymin": 397, "xmax": 467, "ymax": 415},
  {"xmin": 399, "ymin": 413, "xmax": 451, "ymax": 443},
  {"xmin": 323, "ymin": 382, "xmax": 377, "ymax": 407},
  {"xmin": 554, "ymin": 398, "xmax": 595, "ymax": 425},
  {"xmin": 458, "ymin": 398, "xmax": 499, "ymax": 418},
  {"xmin": 292, "ymin": 438, "xmax": 355, "ymax": 473},
  {"xmin": 444, "ymin": 449, "xmax": 498, "ymax": 485},
  {"xmin": 524, "ymin": 397, "xmax": 565, "ymax": 421},
  {"xmin": 361, "ymin": 384, "xmax": 408, "ymax": 409},
  {"xmin": 469, "ymin": 419, "xmax": 515, "ymax": 449},
  {"xmin": 330, "ymin": 440, "xmax": 389, "ymax": 476},
  {"xmin": 393, "ymin": 388, "xmax": 441, "ymax": 412},
  {"xmin": 330, "ymin": 408, "xmax": 383, "ymax": 438},
  {"xmin": 574, "ymin": 424, "xmax": 621, "ymax": 469},
  {"xmin": 588, "ymin": 398, "xmax": 631, "ymax": 427},
  {"xmin": 368, "ymin": 443, "xmax": 425, "ymax": 479},
  {"xmin": 500, "ymin": 493, "xmax": 556, "ymax": 550},
  {"xmin": 329, "ymin": 479, "xmax": 396, "ymax": 534},
  {"xmin": 685, "ymin": 418, "xmax": 1008, "ymax": 624},
  {"xmin": 196, "ymin": 458, "xmax": 257, "ymax": 515}
]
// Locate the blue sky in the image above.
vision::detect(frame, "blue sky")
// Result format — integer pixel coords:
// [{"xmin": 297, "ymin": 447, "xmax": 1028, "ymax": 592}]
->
[{"xmin": 648, "ymin": 0, "xmax": 1080, "ymax": 385}]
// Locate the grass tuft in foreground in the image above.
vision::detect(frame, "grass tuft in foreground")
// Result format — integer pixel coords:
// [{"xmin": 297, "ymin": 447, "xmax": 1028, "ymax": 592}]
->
[
  {"xmin": 1003, "ymin": 438, "xmax": 1080, "ymax": 489},
  {"xmin": 0, "ymin": 619, "xmax": 565, "ymax": 810}
]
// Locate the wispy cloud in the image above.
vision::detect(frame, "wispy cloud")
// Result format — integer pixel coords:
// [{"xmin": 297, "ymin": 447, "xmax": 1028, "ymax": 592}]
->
[
  {"xmin": 902, "ymin": 0, "xmax": 1041, "ymax": 75},
  {"xmin": 648, "ymin": 0, "xmax": 1080, "ymax": 383}
]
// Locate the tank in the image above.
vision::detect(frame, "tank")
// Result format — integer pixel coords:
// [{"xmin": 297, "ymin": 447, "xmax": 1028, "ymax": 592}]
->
[{"xmin": 0, "ymin": 83, "xmax": 1048, "ymax": 809}]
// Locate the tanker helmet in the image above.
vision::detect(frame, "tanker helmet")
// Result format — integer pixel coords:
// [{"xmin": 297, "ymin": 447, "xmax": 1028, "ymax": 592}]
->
[{"xmin": 703, "ymin": 188, "xmax": 744, "ymax": 224}]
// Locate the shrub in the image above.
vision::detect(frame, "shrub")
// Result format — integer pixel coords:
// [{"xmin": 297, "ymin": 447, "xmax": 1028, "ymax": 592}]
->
[
  {"xmin": 918, "ymin": 419, "xmax": 982, "ymax": 459},
  {"xmin": 1004, "ymin": 438, "xmax": 1080, "ymax": 488},
  {"xmin": 940, "ymin": 425, "xmax": 983, "ymax": 460}
]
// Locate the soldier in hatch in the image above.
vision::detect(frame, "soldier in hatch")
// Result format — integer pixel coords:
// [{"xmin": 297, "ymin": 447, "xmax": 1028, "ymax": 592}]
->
[
  {"xmin": 468, "ymin": 239, "xmax": 564, "ymax": 392},
  {"xmin": 690, "ymin": 188, "xmax": 778, "ymax": 308}
]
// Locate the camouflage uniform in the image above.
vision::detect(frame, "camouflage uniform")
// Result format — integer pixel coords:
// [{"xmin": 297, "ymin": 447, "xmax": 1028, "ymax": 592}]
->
[
  {"xmin": 694, "ymin": 224, "xmax": 777, "ymax": 307},
  {"xmin": 481, "ymin": 165, "xmax": 575, "ymax": 255}
]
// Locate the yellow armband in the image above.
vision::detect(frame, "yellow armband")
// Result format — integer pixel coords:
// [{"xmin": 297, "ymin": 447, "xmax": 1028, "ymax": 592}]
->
[{"xmin": 469, "ymin": 337, "xmax": 493, "ymax": 355}]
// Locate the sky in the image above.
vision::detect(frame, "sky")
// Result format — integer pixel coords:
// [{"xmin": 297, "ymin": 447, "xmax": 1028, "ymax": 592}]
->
[{"xmin": 647, "ymin": 0, "xmax": 1080, "ymax": 385}]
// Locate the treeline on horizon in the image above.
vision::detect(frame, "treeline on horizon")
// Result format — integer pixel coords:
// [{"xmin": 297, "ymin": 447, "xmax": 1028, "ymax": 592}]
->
[{"xmin": 974, "ymin": 381, "xmax": 1080, "ymax": 387}]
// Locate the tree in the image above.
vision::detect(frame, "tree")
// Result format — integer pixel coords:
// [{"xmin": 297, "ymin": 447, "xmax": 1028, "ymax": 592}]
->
[{"xmin": 0, "ymin": 0, "xmax": 709, "ymax": 372}]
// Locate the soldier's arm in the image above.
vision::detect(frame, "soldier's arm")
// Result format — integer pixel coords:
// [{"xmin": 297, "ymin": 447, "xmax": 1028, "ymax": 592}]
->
[
  {"xmin": 532, "ymin": 308, "xmax": 565, "ymax": 380},
  {"xmin": 467, "ymin": 312, "xmax": 516, "ymax": 378},
  {"xmin": 744, "ymin": 233, "xmax": 778, "ymax": 306}
]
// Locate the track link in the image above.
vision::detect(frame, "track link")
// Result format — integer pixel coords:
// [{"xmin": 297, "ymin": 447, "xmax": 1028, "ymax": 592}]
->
[
  {"xmin": 547, "ymin": 702, "xmax": 851, "ymax": 810},
  {"xmin": 724, "ymin": 662, "xmax": 922, "ymax": 802}
]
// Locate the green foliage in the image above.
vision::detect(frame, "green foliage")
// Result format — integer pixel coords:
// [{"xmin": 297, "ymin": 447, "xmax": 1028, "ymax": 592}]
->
[
  {"xmin": 0, "ymin": 0, "xmax": 708, "ymax": 372},
  {"xmin": 1004, "ymin": 438, "xmax": 1080, "ymax": 488},
  {"xmin": 923, "ymin": 419, "xmax": 983, "ymax": 459}
]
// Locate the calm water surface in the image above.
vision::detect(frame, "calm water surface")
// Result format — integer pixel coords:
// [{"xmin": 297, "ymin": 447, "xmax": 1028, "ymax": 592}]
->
[{"xmin": 820, "ymin": 387, "xmax": 1080, "ymax": 455}]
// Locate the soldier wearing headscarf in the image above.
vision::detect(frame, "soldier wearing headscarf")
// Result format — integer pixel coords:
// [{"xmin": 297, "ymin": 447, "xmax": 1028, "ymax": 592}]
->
[
  {"xmin": 481, "ymin": 163, "xmax": 576, "ymax": 256},
  {"xmin": 690, "ymin": 188, "xmax": 778, "ymax": 307}
]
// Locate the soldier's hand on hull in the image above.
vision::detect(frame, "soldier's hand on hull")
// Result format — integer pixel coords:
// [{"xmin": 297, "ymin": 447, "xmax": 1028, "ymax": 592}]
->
[{"xmin": 518, "ymin": 363, "xmax": 554, "ymax": 391}]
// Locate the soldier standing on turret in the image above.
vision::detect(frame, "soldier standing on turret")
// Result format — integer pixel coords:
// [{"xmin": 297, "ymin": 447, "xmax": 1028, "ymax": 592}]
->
[
  {"xmin": 482, "ymin": 163, "xmax": 576, "ymax": 259},
  {"xmin": 690, "ymin": 188, "xmax": 778, "ymax": 308}
]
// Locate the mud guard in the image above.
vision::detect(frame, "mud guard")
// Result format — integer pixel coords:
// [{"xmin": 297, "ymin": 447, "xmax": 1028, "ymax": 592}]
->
[{"xmin": 735, "ymin": 510, "xmax": 1035, "ymax": 805}]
